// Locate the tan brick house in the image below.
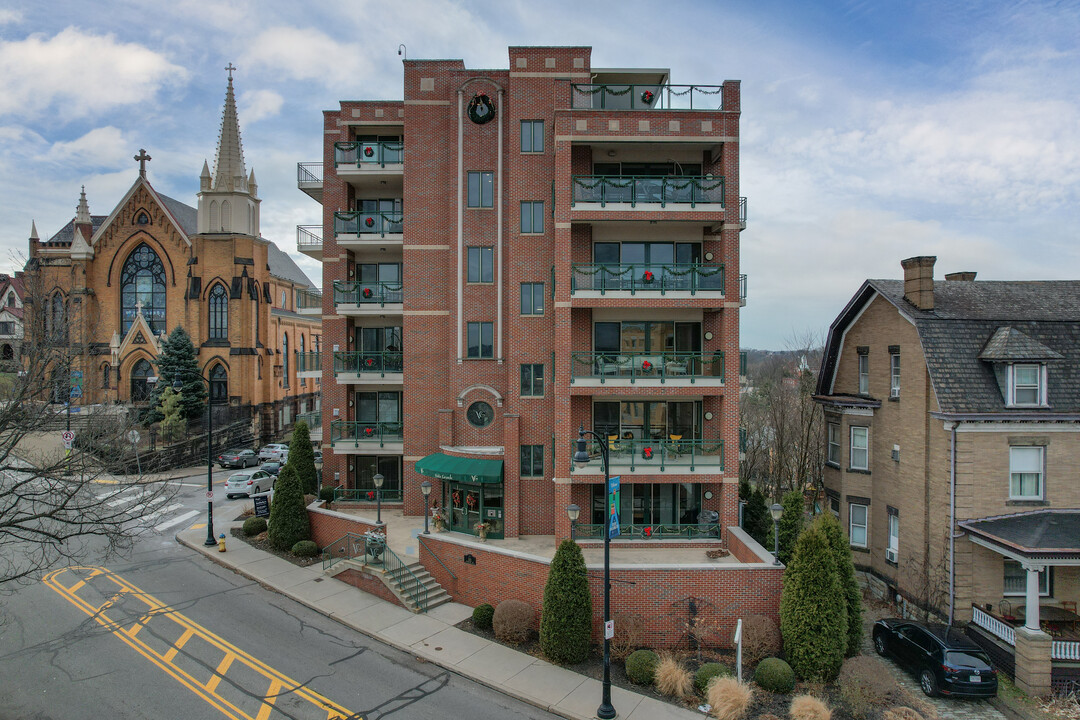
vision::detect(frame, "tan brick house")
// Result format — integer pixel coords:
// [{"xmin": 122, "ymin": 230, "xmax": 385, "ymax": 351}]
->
[
  {"xmin": 24, "ymin": 73, "xmax": 320, "ymax": 442},
  {"xmin": 815, "ymin": 256, "xmax": 1080, "ymax": 694}
]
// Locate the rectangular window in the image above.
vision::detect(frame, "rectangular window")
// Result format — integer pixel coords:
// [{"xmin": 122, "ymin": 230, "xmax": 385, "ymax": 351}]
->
[
  {"xmin": 886, "ymin": 513, "xmax": 899, "ymax": 563},
  {"xmin": 829, "ymin": 496, "xmax": 840, "ymax": 517},
  {"xmin": 520, "ymin": 120, "xmax": 544, "ymax": 153},
  {"xmin": 0, "ymin": 321, "xmax": 13, "ymax": 335},
  {"xmin": 466, "ymin": 322, "xmax": 494, "ymax": 359},
  {"xmin": 1009, "ymin": 446, "xmax": 1044, "ymax": 499},
  {"xmin": 520, "ymin": 363, "xmax": 544, "ymax": 397},
  {"xmin": 850, "ymin": 426, "xmax": 869, "ymax": 470},
  {"xmin": 827, "ymin": 422, "xmax": 840, "ymax": 465},
  {"xmin": 520, "ymin": 283, "xmax": 544, "ymax": 315},
  {"xmin": 520, "ymin": 444, "xmax": 544, "ymax": 476},
  {"xmin": 520, "ymin": 201, "xmax": 544, "ymax": 234},
  {"xmin": 467, "ymin": 171, "xmax": 494, "ymax": 208},
  {"xmin": 1012, "ymin": 363, "xmax": 1042, "ymax": 406},
  {"xmin": 467, "ymin": 247, "xmax": 494, "ymax": 283},
  {"xmin": 849, "ymin": 503, "xmax": 868, "ymax": 547},
  {"xmin": 890, "ymin": 353, "xmax": 901, "ymax": 398},
  {"xmin": 1003, "ymin": 560, "xmax": 1050, "ymax": 596},
  {"xmin": 858, "ymin": 353, "xmax": 869, "ymax": 395}
]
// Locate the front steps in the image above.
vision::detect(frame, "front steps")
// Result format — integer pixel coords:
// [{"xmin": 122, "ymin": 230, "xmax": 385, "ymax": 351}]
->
[{"xmin": 327, "ymin": 557, "xmax": 450, "ymax": 613}]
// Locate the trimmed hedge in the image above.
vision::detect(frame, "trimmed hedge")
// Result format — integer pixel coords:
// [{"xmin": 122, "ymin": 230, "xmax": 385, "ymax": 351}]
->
[
  {"xmin": 291, "ymin": 540, "xmax": 319, "ymax": 557},
  {"xmin": 540, "ymin": 540, "xmax": 592, "ymax": 664},
  {"xmin": 473, "ymin": 603, "xmax": 495, "ymax": 630},
  {"xmin": 694, "ymin": 662, "xmax": 730, "ymax": 695},
  {"xmin": 268, "ymin": 465, "xmax": 310, "ymax": 551},
  {"xmin": 242, "ymin": 516, "xmax": 267, "ymax": 536},
  {"xmin": 318, "ymin": 487, "xmax": 336, "ymax": 504},
  {"xmin": 625, "ymin": 649, "xmax": 660, "ymax": 685},
  {"xmin": 754, "ymin": 657, "xmax": 795, "ymax": 693},
  {"xmin": 780, "ymin": 523, "xmax": 846, "ymax": 681}
]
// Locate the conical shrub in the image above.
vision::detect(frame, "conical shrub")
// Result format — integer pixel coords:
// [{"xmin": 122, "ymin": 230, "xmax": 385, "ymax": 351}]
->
[
  {"xmin": 540, "ymin": 539, "xmax": 592, "ymax": 664},
  {"xmin": 268, "ymin": 464, "xmax": 310, "ymax": 551},
  {"xmin": 780, "ymin": 523, "xmax": 846, "ymax": 681}
]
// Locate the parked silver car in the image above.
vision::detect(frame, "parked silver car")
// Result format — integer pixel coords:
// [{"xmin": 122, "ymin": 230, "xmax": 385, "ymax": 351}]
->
[
  {"xmin": 225, "ymin": 469, "xmax": 274, "ymax": 499},
  {"xmin": 258, "ymin": 443, "xmax": 289, "ymax": 462}
]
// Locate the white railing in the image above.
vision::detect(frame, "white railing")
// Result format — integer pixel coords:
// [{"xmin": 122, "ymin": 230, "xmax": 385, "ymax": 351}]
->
[
  {"xmin": 972, "ymin": 605, "xmax": 1015, "ymax": 645},
  {"xmin": 1053, "ymin": 640, "xmax": 1080, "ymax": 661}
]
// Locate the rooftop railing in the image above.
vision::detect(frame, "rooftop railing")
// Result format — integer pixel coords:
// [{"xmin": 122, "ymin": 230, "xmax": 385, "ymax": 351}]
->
[
  {"xmin": 334, "ymin": 141, "xmax": 404, "ymax": 168},
  {"xmin": 333, "ymin": 211, "xmax": 403, "ymax": 237},
  {"xmin": 570, "ymin": 263, "xmax": 724, "ymax": 294},
  {"xmin": 570, "ymin": 351, "xmax": 724, "ymax": 383},
  {"xmin": 571, "ymin": 83, "xmax": 725, "ymax": 111},
  {"xmin": 333, "ymin": 281, "xmax": 403, "ymax": 306},
  {"xmin": 572, "ymin": 175, "xmax": 724, "ymax": 207},
  {"xmin": 297, "ymin": 162, "xmax": 323, "ymax": 185}
]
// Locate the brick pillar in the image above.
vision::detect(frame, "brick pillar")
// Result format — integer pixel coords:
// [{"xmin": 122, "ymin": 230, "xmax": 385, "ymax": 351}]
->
[
  {"xmin": 1013, "ymin": 628, "xmax": 1052, "ymax": 697},
  {"xmin": 503, "ymin": 413, "xmax": 520, "ymax": 538},
  {"xmin": 554, "ymin": 478, "xmax": 572, "ymax": 547}
]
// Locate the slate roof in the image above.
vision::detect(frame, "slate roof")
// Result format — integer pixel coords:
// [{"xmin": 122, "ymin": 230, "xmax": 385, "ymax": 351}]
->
[
  {"xmin": 819, "ymin": 278, "xmax": 1080, "ymax": 414},
  {"xmin": 959, "ymin": 510, "xmax": 1080, "ymax": 559},
  {"xmin": 46, "ymin": 216, "xmax": 107, "ymax": 246},
  {"xmin": 266, "ymin": 242, "xmax": 315, "ymax": 289},
  {"xmin": 156, "ymin": 192, "xmax": 198, "ymax": 235}
]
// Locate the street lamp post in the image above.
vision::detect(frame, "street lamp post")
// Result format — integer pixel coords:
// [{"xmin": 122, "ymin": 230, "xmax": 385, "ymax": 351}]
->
[
  {"xmin": 174, "ymin": 375, "xmax": 216, "ymax": 547},
  {"xmin": 573, "ymin": 425, "xmax": 616, "ymax": 720},
  {"xmin": 770, "ymin": 502, "xmax": 783, "ymax": 565},
  {"xmin": 421, "ymin": 480, "xmax": 432, "ymax": 534},
  {"xmin": 566, "ymin": 503, "xmax": 580, "ymax": 540},
  {"xmin": 373, "ymin": 472, "xmax": 384, "ymax": 526}
]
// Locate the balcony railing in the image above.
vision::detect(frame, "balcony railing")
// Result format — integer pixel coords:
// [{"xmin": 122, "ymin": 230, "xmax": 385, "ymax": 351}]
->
[
  {"xmin": 572, "ymin": 436, "xmax": 724, "ymax": 471},
  {"xmin": 334, "ymin": 141, "xmax": 404, "ymax": 168},
  {"xmin": 572, "ymin": 175, "xmax": 724, "ymax": 207},
  {"xmin": 333, "ymin": 486, "xmax": 404, "ymax": 503},
  {"xmin": 296, "ymin": 288, "xmax": 323, "ymax": 311},
  {"xmin": 571, "ymin": 351, "xmax": 724, "ymax": 383},
  {"xmin": 333, "ymin": 211, "xmax": 403, "ymax": 237},
  {"xmin": 333, "ymin": 350, "xmax": 404, "ymax": 377},
  {"xmin": 571, "ymin": 83, "xmax": 725, "ymax": 111},
  {"xmin": 739, "ymin": 274, "xmax": 747, "ymax": 306},
  {"xmin": 330, "ymin": 420, "xmax": 403, "ymax": 447},
  {"xmin": 739, "ymin": 196, "xmax": 747, "ymax": 227},
  {"xmin": 297, "ymin": 225, "xmax": 322, "ymax": 249},
  {"xmin": 739, "ymin": 351, "xmax": 747, "ymax": 377},
  {"xmin": 333, "ymin": 281, "xmax": 403, "ymax": 306},
  {"xmin": 571, "ymin": 263, "xmax": 724, "ymax": 294},
  {"xmin": 297, "ymin": 162, "xmax": 323, "ymax": 185},
  {"xmin": 297, "ymin": 410, "xmax": 321, "ymax": 430},
  {"xmin": 297, "ymin": 352, "xmax": 322, "ymax": 374},
  {"xmin": 574, "ymin": 523, "xmax": 721, "ymax": 540}
]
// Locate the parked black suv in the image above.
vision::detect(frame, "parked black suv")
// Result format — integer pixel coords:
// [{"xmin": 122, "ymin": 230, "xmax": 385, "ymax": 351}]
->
[{"xmin": 873, "ymin": 619, "xmax": 997, "ymax": 697}]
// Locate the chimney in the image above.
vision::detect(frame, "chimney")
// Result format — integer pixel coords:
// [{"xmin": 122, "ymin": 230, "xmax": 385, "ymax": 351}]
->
[
  {"xmin": 945, "ymin": 271, "xmax": 977, "ymax": 282},
  {"xmin": 901, "ymin": 256, "xmax": 936, "ymax": 311}
]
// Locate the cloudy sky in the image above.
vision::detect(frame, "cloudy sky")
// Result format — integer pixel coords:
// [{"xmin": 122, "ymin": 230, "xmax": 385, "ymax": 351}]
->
[{"xmin": 1, "ymin": 0, "xmax": 1078, "ymax": 349}]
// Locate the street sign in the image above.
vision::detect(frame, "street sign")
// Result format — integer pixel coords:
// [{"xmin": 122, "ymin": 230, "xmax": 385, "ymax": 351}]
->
[
  {"xmin": 206, "ymin": 491, "xmax": 214, "ymax": 500},
  {"xmin": 61, "ymin": 430, "xmax": 75, "ymax": 449},
  {"xmin": 127, "ymin": 430, "xmax": 141, "ymax": 445},
  {"xmin": 69, "ymin": 386, "xmax": 82, "ymax": 399},
  {"xmin": 604, "ymin": 620, "xmax": 614, "ymax": 639}
]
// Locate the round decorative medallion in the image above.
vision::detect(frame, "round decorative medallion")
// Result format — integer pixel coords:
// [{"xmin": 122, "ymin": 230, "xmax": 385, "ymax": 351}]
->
[
  {"xmin": 467, "ymin": 401, "xmax": 494, "ymax": 428},
  {"xmin": 467, "ymin": 93, "xmax": 497, "ymax": 125}
]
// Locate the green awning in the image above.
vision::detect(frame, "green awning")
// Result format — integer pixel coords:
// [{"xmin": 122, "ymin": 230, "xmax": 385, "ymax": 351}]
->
[{"xmin": 414, "ymin": 453, "xmax": 503, "ymax": 484}]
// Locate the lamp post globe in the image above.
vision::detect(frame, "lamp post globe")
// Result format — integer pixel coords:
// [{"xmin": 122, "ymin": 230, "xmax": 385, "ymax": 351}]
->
[
  {"xmin": 566, "ymin": 503, "xmax": 580, "ymax": 540},
  {"xmin": 420, "ymin": 480, "xmax": 432, "ymax": 534},
  {"xmin": 770, "ymin": 502, "xmax": 783, "ymax": 565},
  {"xmin": 373, "ymin": 472, "xmax": 385, "ymax": 525}
]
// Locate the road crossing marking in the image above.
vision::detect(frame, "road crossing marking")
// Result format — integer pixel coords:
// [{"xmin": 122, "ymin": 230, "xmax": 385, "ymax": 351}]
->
[
  {"xmin": 143, "ymin": 502, "xmax": 184, "ymax": 522},
  {"xmin": 44, "ymin": 566, "xmax": 356, "ymax": 720},
  {"xmin": 155, "ymin": 510, "xmax": 200, "ymax": 532}
]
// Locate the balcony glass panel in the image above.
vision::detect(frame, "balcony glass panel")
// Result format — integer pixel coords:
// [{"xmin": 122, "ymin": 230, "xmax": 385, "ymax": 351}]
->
[
  {"xmin": 333, "ymin": 350, "xmax": 404, "ymax": 376},
  {"xmin": 571, "ymin": 83, "xmax": 725, "ymax": 111},
  {"xmin": 572, "ymin": 176, "xmax": 724, "ymax": 207},
  {"xmin": 571, "ymin": 263, "xmax": 724, "ymax": 294},
  {"xmin": 297, "ymin": 351, "xmax": 322, "ymax": 373},
  {"xmin": 330, "ymin": 420, "xmax": 403, "ymax": 447},
  {"xmin": 571, "ymin": 436, "xmax": 723, "ymax": 471},
  {"xmin": 333, "ymin": 140, "xmax": 404, "ymax": 167},
  {"xmin": 570, "ymin": 351, "xmax": 725, "ymax": 382},
  {"xmin": 333, "ymin": 281, "xmax": 403, "ymax": 306}
]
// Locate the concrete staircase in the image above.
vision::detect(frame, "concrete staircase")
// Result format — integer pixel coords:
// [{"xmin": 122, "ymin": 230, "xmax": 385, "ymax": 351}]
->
[{"xmin": 387, "ymin": 560, "xmax": 452, "ymax": 613}]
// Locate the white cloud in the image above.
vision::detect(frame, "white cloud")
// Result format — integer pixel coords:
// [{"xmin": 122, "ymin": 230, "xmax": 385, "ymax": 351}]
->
[
  {"xmin": 0, "ymin": 9, "xmax": 22, "ymax": 25},
  {"xmin": 44, "ymin": 126, "xmax": 129, "ymax": 168},
  {"xmin": 242, "ymin": 27, "xmax": 376, "ymax": 88},
  {"xmin": 239, "ymin": 89, "xmax": 284, "ymax": 123},
  {"xmin": 0, "ymin": 27, "xmax": 187, "ymax": 120}
]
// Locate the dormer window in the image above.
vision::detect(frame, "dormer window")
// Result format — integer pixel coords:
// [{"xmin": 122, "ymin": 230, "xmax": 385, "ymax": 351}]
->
[{"xmin": 1009, "ymin": 363, "xmax": 1045, "ymax": 407}]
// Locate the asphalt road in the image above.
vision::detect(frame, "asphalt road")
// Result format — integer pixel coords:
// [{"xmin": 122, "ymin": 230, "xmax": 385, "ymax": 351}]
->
[{"xmin": 0, "ymin": 470, "xmax": 558, "ymax": 720}]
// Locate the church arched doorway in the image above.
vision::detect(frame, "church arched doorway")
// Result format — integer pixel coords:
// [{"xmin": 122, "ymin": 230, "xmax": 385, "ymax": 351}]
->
[{"xmin": 130, "ymin": 359, "xmax": 154, "ymax": 402}]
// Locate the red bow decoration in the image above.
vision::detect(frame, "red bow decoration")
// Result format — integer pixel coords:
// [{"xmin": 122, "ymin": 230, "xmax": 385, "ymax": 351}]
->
[
  {"xmin": 362, "ymin": 287, "xmax": 373, "ymax": 299},
  {"xmin": 641, "ymin": 90, "xmax": 654, "ymax": 104},
  {"xmin": 365, "ymin": 357, "xmax": 375, "ymax": 367},
  {"xmin": 367, "ymin": 491, "xmax": 375, "ymax": 500},
  {"xmin": 643, "ymin": 526, "xmax": 653, "ymax": 537},
  {"xmin": 642, "ymin": 447, "xmax": 654, "ymax": 460},
  {"xmin": 365, "ymin": 216, "xmax": 375, "ymax": 227},
  {"xmin": 643, "ymin": 271, "xmax": 655, "ymax": 283},
  {"xmin": 363, "ymin": 146, "xmax": 374, "ymax": 157},
  {"xmin": 364, "ymin": 427, "xmax": 375, "ymax": 436},
  {"xmin": 642, "ymin": 360, "xmax": 652, "ymax": 372}
]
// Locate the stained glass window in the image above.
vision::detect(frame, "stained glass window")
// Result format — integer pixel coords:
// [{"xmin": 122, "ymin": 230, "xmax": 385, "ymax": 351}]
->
[
  {"xmin": 121, "ymin": 244, "xmax": 166, "ymax": 335},
  {"xmin": 208, "ymin": 284, "xmax": 228, "ymax": 340}
]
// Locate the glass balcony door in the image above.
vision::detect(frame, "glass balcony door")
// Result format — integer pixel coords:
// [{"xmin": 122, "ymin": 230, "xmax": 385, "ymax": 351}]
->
[
  {"xmin": 357, "ymin": 263, "xmax": 403, "ymax": 303},
  {"xmin": 356, "ymin": 391, "xmax": 401, "ymax": 424},
  {"xmin": 592, "ymin": 242, "xmax": 701, "ymax": 290},
  {"xmin": 590, "ymin": 482, "xmax": 702, "ymax": 525},
  {"xmin": 356, "ymin": 198, "xmax": 403, "ymax": 234},
  {"xmin": 356, "ymin": 326, "xmax": 403, "ymax": 373},
  {"xmin": 594, "ymin": 400, "xmax": 700, "ymax": 442},
  {"xmin": 353, "ymin": 456, "xmax": 402, "ymax": 499}
]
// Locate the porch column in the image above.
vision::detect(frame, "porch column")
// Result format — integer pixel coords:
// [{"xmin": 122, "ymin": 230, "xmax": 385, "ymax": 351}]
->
[{"xmin": 1024, "ymin": 563, "xmax": 1043, "ymax": 631}]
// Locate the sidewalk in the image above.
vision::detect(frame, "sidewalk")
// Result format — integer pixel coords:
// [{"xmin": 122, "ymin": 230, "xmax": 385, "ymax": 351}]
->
[{"xmin": 177, "ymin": 519, "xmax": 704, "ymax": 720}]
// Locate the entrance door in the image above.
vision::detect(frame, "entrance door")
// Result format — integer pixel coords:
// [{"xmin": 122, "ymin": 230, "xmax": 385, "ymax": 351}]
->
[{"xmin": 445, "ymin": 482, "xmax": 504, "ymax": 539}]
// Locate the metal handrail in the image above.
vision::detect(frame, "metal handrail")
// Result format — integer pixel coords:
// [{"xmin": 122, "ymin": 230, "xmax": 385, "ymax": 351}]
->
[
  {"xmin": 296, "ymin": 352, "xmax": 322, "ymax": 373},
  {"xmin": 739, "ymin": 197, "xmax": 747, "ymax": 226},
  {"xmin": 572, "ymin": 436, "xmax": 724, "ymax": 471},
  {"xmin": 332, "ymin": 486, "xmax": 404, "ymax": 503},
  {"xmin": 570, "ymin": 83, "xmax": 724, "ymax": 111},
  {"xmin": 572, "ymin": 175, "xmax": 724, "ymax": 207},
  {"xmin": 297, "ymin": 225, "xmax": 322, "ymax": 247},
  {"xmin": 334, "ymin": 141, "xmax": 404, "ymax": 168},
  {"xmin": 570, "ymin": 262, "xmax": 724, "ymax": 294},
  {"xmin": 333, "ymin": 210, "xmax": 404, "ymax": 237},
  {"xmin": 297, "ymin": 162, "xmax": 323, "ymax": 184},
  {"xmin": 574, "ymin": 523, "xmax": 721, "ymax": 540},
  {"xmin": 296, "ymin": 410, "xmax": 321, "ymax": 430},
  {"xmin": 739, "ymin": 274, "xmax": 747, "ymax": 307},
  {"xmin": 380, "ymin": 541, "xmax": 428, "ymax": 612},
  {"xmin": 321, "ymin": 531, "xmax": 365, "ymax": 571},
  {"xmin": 330, "ymin": 420, "xmax": 403, "ymax": 447},
  {"xmin": 333, "ymin": 281, "xmax": 403, "ymax": 306},
  {"xmin": 570, "ymin": 350, "xmax": 724, "ymax": 383},
  {"xmin": 333, "ymin": 350, "xmax": 403, "ymax": 377},
  {"xmin": 296, "ymin": 288, "xmax": 322, "ymax": 310},
  {"xmin": 418, "ymin": 535, "xmax": 457, "ymax": 580}
]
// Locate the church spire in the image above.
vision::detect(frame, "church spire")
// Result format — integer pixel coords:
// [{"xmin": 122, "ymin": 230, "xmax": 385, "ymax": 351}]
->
[
  {"xmin": 75, "ymin": 186, "xmax": 91, "ymax": 224},
  {"xmin": 29, "ymin": 220, "xmax": 38, "ymax": 240},
  {"xmin": 211, "ymin": 64, "xmax": 247, "ymax": 193}
]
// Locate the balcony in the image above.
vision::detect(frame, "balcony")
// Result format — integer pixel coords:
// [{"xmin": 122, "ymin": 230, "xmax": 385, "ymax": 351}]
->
[
  {"xmin": 739, "ymin": 274, "xmax": 747, "ymax": 307},
  {"xmin": 332, "ymin": 281, "xmax": 403, "ymax": 316},
  {"xmin": 739, "ymin": 197, "xmax": 747, "ymax": 229},
  {"xmin": 296, "ymin": 288, "xmax": 322, "ymax": 316},
  {"xmin": 570, "ymin": 351, "xmax": 725, "ymax": 387},
  {"xmin": 571, "ymin": 175, "xmax": 724, "ymax": 210},
  {"xmin": 333, "ymin": 350, "xmax": 403, "ymax": 385},
  {"xmin": 333, "ymin": 211, "xmax": 403, "ymax": 248},
  {"xmin": 570, "ymin": 263, "xmax": 724, "ymax": 298},
  {"xmin": 297, "ymin": 351, "xmax": 321, "ymax": 378},
  {"xmin": 297, "ymin": 410, "xmax": 321, "ymax": 441},
  {"xmin": 296, "ymin": 225, "xmax": 322, "ymax": 260},
  {"xmin": 333, "ymin": 141, "xmax": 404, "ymax": 191},
  {"xmin": 297, "ymin": 162, "xmax": 323, "ymax": 203},
  {"xmin": 574, "ymin": 523, "xmax": 721, "ymax": 540},
  {"xmin": 330, "ymin": 420, "xmax": 403, "ymax": 454},
  {"xmin": 571, "ymin": 83, "xmax": 725, "ymax": 111},
  {"xmin": 570, "ymin": 436, "xmax": 724, "ymax": 474}
]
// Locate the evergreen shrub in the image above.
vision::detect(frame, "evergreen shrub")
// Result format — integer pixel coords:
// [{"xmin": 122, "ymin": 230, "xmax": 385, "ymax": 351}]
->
[
  {"xmin": 540, "ymin": 540, "xmax": 592, "ymax": 664},
  {"xmin": 242, "ymin": 517, "xmax": 267, "ymax": 536},
  {"xmin": 472, "ymin": 603, "xmax": 495, "ymax": 630},
  {"xmin": 754, "ymin": 657, "xmax": 795, "ymax": 693},
  {"xmin": 268, "ymin": 465, "xmax": 310, "ymax": 551},
  {"xmin": 780, "ymin": 523, "xmax": 846, "ymax": 681},
  {"xmin": 625, "ymin": 649, "xmax": 659, "ymax": 685},
  {"xmin": 694, "ymin": 662, "xmax": 730, "ymax": 694},
  {"xmin": 291, "ymin": 540, "xmax": 319, "ymax": 557}
]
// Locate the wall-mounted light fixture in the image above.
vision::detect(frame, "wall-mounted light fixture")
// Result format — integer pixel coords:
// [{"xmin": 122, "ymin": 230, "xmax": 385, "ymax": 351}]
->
[
  {"xmin": 704, "ymin": 412, "xmax": 713, "ymax": 421},
  {"xmin": 704, "ymin": 332, "xmax": 713, "ymax": 341},
  {"xmin": 705, "ymin": 252, "xmax": 714, "ymax": 261}
]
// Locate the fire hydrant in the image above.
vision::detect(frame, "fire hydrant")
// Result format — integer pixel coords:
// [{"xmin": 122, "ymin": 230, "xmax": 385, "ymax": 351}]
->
[{"xmin": 217, "ymin": 533, "xmax": 227, "ymax": 552}]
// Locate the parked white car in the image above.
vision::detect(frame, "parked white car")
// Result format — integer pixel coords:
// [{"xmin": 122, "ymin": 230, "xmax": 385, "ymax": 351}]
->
[
  {"xmin": 258, "ymin": 443, "xmax": 289, "ymax": 462},
  {"xmin": 225, "ymin": 469, "xmax": 274, "ymax": 499}
]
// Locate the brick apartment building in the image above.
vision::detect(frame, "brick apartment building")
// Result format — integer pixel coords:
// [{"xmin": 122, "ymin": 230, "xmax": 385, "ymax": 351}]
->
[
  {"xmin": 24, "ymin": 74, "xmax": 320, "ymax": 441},
  {"xmin": 297, "ymin": 46, "xmax": 779, "ymax": 640},
  {"xmin": 815, "ymin": 256, "xmax": 1080, "ymax": 694}
]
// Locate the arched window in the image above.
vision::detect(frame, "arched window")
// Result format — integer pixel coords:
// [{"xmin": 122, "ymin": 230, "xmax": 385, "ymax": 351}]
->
[
  {"xmin": 7, "ymin": 293, "xmax": 14, "ymax": 307},
  {"xmin": 121, "ymin": 244, "xmax": 166, "ymax": 335},
  {"xmin": 299, "ymin": 334, "xmax": 305, "ymax": 356},
  {"xmin": 130, "ymin": 359, "xmax": 154, "ymax": 402},
  {"xmin": 49, "ymin": 292, "xmax": 66, "ymax": 342},
  {"xmin": 281, "ymin": 289, "xmax": 287, "ymax": 308},
  {"xmin": 208, "ymin": 284, "xmax": 228, "ymax": 341},
  {"xmin": 210, "ymin": 364, "xmax": 228, "ymax": 404},
  {"xmin": 209, "ymin": 201, "xmax": 219, "ymax": 230},
  {"xmin": 221, "ymin": 200, "xmax": 232, "ymax": 232},
  {"xmin": 253, "ymin": 282, "xmax": 260, "ymax": 344},
  {"xmin": 102, "ymin": 364, "xmax": 111, "ymax": 388},
  {"xmin": 282, "ymin": 333, "xmax": 289, "ymax": 388}
]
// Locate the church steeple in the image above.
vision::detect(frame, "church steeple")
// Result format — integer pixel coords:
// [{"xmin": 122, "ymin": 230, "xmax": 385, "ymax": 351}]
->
[
  {"xmin": 211, "ymin": 65, "xmax": 247, "ymax": 193},
  {"xmin": 74, "ymin": 185, "xmax": 93, "ymax": 240}
]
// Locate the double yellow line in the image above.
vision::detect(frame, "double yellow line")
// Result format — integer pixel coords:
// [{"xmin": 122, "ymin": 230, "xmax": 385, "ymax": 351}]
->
[{"xmin": 45, "ymin": 566, "xmax": 356, "ymax": 720}]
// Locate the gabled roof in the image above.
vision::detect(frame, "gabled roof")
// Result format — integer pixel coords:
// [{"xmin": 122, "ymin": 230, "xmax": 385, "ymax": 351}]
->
[
  {"xmin": 157, "ymin": 192, "xmax": 197, "ymax": 235},
  {"xmin": 267, "ymin": 242, "xmax": 315, "ymax": 288},
  {"xmin": 47, "ymin": 216, "xmax": 107, "ymax": 246},
  {"xmin": 818, "ymin": 278, "xmax": 1080, "ymax": 414},
  {"xmin": 89, "ymin": 176, "xmax": 192, "ymax": 249}
]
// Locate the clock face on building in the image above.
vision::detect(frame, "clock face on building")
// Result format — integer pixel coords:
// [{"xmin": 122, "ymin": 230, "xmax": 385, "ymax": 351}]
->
[{"xmin": 467, "ymin": 401, "xmax": 494, "ymax": 428}]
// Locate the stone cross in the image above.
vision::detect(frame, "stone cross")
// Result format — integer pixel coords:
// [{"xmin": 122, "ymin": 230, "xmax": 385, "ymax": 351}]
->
[
  {"xmin": 134, "ymin": 149, "xmax": 151, "ymax": 178},
  {"xmin": 135, "ymin": 299, "xmax": 144, "ymax": 316},
  {"xmin": 225, "ymin": 63, "xmax": 236, "ymax": 80}
]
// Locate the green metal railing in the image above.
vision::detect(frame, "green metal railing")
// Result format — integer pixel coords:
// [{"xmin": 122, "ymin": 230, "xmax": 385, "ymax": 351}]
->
[
  {"xmin": 739, "ymin": 197, "xmax": 747, "ymax": 226},
  {"xmin": 297, "ymin": 410, "xmax": 321, "ymax": 430},
  {"xmin": 332, "ymin": 486, "xmax": 404, "ymax": 503},
  {"xmin": 574, "ymin": 523, "xmax": 722, "ymax": 540},
  {"xmin": 333, "ymin": 280, "xmax": 403, "ymax": 306},
  {"xmin": 333, "ymin": 350, "xmax": 403, "ymax": 377},
  {"xmin": 319, "ymin": 533, "xmax": 426, "ymax": 611},
  {"xmin": 333, "ymin": 210, "xmax": 403, "ymax": 237},
  {"xmin": 570, "ymin": 83, "xmax": 725, "ymax": 111},
  {"xmin": 297, "ymin": 352, "xmax": 321, "ymax": 373},
  {"xmin": 418, "ymin": 535, "xmax": 457, "ymax": 579},
  {"xmin": 330, "ymin": 420, "xmax": 403, "ymax": 447},
  {"xmin": 382, "ymin": 542, "xmax": 428, "ymax": 611},
  {"xmin": 296, "ymin": 288, "xmax": 322, "ymax": 310},
  {"xmin": 739, "ymin": 274, "xmax": 747, "ymax": 306},
  {"xmin": 322, "ymin": 531, "xmax": 366, "ymax": 571},
  {"xmin": 297, "ymin": 162, "xmax": 323, "ymax": 185},
  {"xmin": 572, "ymin": 436, "xmax": 724, "ymax": 471},
  {"xmin": 570, "ymin": 351, "xmax": 724, "ymax": 383},
  {"xmin": 571, "ymin": 175, "xmax": 724, "ymax": 207},
  {"xmin": 334, "ymin": 141, "xmax": 404, "ymax": 168},
  {"xmin": 739, "ymin": 351, "xmax": 747, "ymax": 377},
  {"xmin": 570, "ymin": 263, "xmax": 724, "ymax": 294}
]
